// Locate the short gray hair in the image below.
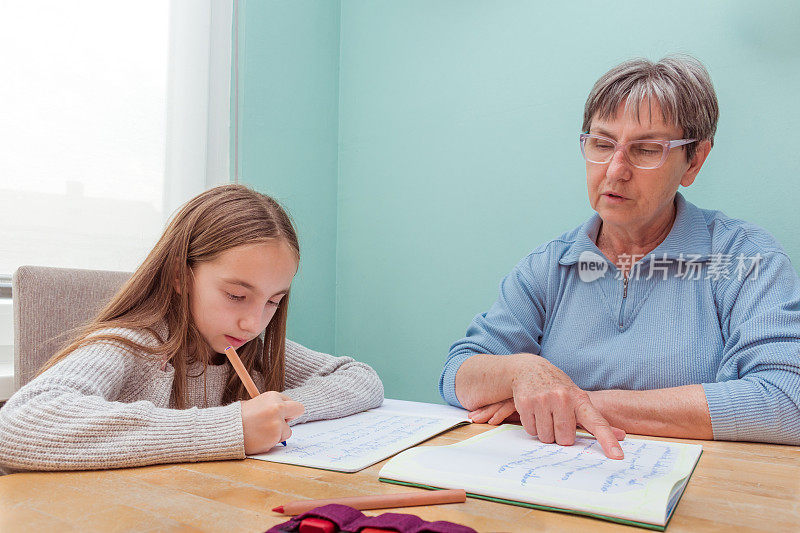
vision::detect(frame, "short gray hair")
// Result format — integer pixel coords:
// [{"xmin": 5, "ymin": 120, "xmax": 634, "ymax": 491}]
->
[{"xmin": 582, "ymin": 55, "xmax": 719, "ymax": 160}]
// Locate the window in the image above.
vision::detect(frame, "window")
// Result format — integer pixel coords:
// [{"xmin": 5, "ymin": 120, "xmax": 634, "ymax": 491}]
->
[{"xmin": 0, "ymin": 0, "xmax": 235, "ymax": 397}]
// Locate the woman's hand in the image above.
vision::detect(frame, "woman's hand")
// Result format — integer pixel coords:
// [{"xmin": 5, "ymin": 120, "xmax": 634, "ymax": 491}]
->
[
  {"xmin": 241, "ymin": 391, "xmax": 305, "ymax": 455},
  {"xmin": 469, "ymin": 399, "xmax": 520, "ymax": 425},
  {"xmin": 510, "ymin": 355, "xmax": 626, "ymax": 459},
  {"xmin": 470, "ymin": 396, "xmax": 626, "ymax": 441}
]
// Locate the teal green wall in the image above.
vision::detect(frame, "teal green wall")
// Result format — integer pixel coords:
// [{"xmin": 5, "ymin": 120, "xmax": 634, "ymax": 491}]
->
[
  {"xmin": 240, "ymin": 1, "xmax": 800, "ymax": 403},
  {"xmin": 237, "ymin": 0, "xmax": 340, "ymax": 354}
]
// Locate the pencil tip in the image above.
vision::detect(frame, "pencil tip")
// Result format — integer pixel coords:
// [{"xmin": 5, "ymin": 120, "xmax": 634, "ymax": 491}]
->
[{"xmin": 272, "ymin": 506, "xmax": 284, "ymax": 513}]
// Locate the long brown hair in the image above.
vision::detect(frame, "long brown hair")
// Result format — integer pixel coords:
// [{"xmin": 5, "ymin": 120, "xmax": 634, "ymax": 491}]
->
[{"xmin": 38, "ymin": 184, "xmax": 300, "ymax": 408}]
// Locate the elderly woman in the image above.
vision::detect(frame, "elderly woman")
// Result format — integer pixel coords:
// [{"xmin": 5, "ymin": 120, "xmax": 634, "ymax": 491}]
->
[{"xmin": 439, "ymin": 56, "xmax": 800, "ymax": 459}]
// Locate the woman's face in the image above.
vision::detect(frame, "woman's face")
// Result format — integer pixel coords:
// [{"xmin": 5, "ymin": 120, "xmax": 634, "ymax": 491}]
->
[
  {"xmin": 188, "ymin": 241, "xmax": 298, "ymax": 357},
  {"xmin": 586, "ymin": 102, "xmax": 699, "ymax": 236}
]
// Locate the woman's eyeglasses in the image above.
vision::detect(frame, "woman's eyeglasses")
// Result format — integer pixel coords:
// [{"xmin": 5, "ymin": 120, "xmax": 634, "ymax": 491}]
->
[{"xmin": 579, "ymin": 133, "xmax": 696, "ymax": 169}]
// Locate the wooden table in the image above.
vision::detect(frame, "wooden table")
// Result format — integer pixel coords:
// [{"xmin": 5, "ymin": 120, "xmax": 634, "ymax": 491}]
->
[{"xmin": 1, "ymin": 423, "xmax": 799, "ymax": 532}]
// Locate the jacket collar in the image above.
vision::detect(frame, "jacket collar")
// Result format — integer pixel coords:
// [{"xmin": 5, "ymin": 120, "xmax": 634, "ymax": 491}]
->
[{"xmin": 559, "ymin": 193, "xmax": 712, "ymax": 266}]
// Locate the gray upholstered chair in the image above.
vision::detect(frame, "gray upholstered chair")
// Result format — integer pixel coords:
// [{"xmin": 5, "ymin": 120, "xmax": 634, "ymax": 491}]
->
[{"xmin": 12, "ymin": 266, "xmax": 131, "ymax": 389}]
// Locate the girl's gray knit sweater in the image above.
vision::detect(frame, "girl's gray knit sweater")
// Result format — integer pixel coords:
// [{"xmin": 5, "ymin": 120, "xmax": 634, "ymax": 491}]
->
[{"xmin": 0, "ymin": 328, "xmax": 384, "ymax": 474}]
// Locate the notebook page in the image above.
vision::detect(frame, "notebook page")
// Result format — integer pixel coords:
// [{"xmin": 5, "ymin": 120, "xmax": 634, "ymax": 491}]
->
[
  {"xmin": 247, "ymin": 399, "xmax": 469, "ymax": 472},
  {"xmin": 378, "ymin": 398, "xmax": 471, "ymax": 420},
  {"xmin": 379, "ymin": 425, "xmax": 702, "ymax": 526}
]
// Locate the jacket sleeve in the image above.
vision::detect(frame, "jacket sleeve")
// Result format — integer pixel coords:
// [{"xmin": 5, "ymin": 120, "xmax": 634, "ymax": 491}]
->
[
  {"xmin": 282, "ymin": 340, "xmax": 384, "ymax": 425},
  {"xmin": 439, "ymin": 255, "xmax": 549, "ymax": 408},
  {"xmin": 0, "ymin": 332, "xmax": 244, "ymax": 474},
  {"xmin": 703, "ymin": 249, "xmax": 800, "ymax": 444}
]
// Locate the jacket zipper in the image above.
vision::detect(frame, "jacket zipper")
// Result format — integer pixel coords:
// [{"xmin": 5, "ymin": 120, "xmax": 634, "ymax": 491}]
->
[{"xmin": 618, "ymin": 271, "xmax": 628, "ymax": 328}]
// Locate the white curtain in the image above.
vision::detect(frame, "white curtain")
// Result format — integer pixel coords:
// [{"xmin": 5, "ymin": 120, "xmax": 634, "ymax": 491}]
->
[
  {"xmin": 0, "ymin": 0, "xmax": 233, "ymax": 275},
  {"xmin": 0, "ymin": 0, "xmax": 235, "ymax": 397}
]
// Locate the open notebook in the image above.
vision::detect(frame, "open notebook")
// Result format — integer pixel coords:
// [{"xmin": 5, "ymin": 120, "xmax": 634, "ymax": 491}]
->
[
  {"xmin": 247, "ymin": 398, "xmax": 470, "ymax": 472},
  {"xmin": 379, "ymin": 424, "xmax": 702, "ymax": 531}
]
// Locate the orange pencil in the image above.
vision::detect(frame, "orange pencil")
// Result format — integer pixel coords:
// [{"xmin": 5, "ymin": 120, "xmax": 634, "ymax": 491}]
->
[
  {"xmin": 224, "ymin": 345, "xmax": 260, "ymax": 399},
  {"xmin": 225, "ymin": 345, "xmax": 287, "ymax": 447},
  {"xmin": 272, "ymin": 489, "xmax": 467, "ymax": 515}
]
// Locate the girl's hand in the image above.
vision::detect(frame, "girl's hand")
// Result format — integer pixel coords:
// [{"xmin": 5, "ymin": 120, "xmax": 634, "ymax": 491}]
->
[{"xmin": 241, "ymin": 391, "xmax": 305, "ymax": 455}]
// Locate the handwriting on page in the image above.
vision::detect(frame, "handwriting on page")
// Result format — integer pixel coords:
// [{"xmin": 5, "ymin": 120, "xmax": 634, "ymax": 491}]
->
[
  {"xmin": 495, "ymin": 436, "xmax": 677, "ymax": 494},
  {"xmin": 276, "ymin": 412, "xmax": 448, "ymax": 463}
]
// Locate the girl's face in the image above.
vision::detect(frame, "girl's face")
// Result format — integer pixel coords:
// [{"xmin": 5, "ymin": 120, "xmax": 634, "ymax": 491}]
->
[{"xmin": 188, "ymin": 241, "xmax": 298, "ymax": 357}]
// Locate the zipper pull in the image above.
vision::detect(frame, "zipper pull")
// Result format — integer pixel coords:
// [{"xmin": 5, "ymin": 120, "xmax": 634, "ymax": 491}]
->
[{"xmin": 623, "ymin": 271, "xmax": 628, "ymax": 298}]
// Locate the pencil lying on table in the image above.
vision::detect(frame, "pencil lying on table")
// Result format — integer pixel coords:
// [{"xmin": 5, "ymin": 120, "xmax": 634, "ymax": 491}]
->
[{"xmin": 272, "ymin": 489, "xmax": 467, "ymax": 515}]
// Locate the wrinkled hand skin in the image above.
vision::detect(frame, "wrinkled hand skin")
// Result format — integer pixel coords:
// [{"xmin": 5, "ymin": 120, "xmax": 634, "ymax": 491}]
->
[{"xmin": 469, "ymin": 355, "xmax": 626, "ymax": 459}]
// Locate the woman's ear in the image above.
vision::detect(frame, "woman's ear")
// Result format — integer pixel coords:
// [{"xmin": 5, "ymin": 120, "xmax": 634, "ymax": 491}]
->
[{"xmin": 680, "ymin": 140, "xmax": 712, "ymax": 187}]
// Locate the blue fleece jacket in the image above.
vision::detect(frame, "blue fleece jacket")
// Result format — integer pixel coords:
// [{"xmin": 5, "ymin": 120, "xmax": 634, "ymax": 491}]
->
[{"xmin": 441, "ymin": 194, "xmax": 800, "ymax": 444}]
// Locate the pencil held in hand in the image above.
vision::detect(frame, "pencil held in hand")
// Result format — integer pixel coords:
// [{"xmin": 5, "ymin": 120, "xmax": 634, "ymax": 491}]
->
[
  {"xmin": 272, "ymin": 489, "xmax": 467, "ymax": 515},
  {"xmin": 224, "ymin": 345, "xmax": 260, "ymax": 399},
  {"xmin": 231, "ymin": 346, "xmax": 304, "ymax": 455}
]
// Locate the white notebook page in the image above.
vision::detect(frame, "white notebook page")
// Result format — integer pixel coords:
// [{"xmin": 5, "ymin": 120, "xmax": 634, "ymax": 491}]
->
[
  {"xmin": 379, "ymin": 424, "xmax": 702, "ymax": 526},
  {"xmin": 248, "ymin": 398, "xmax": 469, "ymax": 472}
]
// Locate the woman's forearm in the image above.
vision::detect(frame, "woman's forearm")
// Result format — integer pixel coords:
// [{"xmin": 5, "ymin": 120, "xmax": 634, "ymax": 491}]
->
[
  {"xmin": 454, "ymin": 353, "xmax": 537, "ymax": 411},
  {"xmin": 589, "ymin": 385, "xmax": 713, "ymax": 439}
]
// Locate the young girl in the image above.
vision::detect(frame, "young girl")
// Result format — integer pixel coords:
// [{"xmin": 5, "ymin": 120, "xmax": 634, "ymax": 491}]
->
[{"xmin": 0, "ymin": 185, "xmax": 384, "ymax": 474}]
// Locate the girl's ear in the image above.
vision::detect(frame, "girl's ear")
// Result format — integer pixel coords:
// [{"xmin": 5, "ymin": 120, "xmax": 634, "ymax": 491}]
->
[
  {"xmin": 173, "ymin": 269, "xmax": 187, "ymax": 295},
  {"xmin": 174, "ymin": 266, "xmax": 197, "ymax": 296},
  {"xmin": 175, "ymin": 267, "xmax": 196, "ymax": 295}
]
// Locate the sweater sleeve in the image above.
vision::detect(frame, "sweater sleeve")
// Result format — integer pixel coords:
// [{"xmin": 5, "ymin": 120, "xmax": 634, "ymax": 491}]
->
[
  {"xmin": 281, "ymin": 340, "xmax": 384, "ymax": 425},
  {"xmin": 0, "ymin": 332, "xmax": 245, "ymax": 474},
  {"xmin": 702, "ymin": 250, "xmax": 800, "ymax": 444},
  {"xmin": 439, "ymin": 255, "xmax": 549, "ymax": 408}
]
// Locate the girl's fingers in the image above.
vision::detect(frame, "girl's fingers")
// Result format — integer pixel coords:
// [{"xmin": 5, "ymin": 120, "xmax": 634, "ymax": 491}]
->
[{"xmin": 280, "ymin": 400, "xmax": 305, "ymax": 421}]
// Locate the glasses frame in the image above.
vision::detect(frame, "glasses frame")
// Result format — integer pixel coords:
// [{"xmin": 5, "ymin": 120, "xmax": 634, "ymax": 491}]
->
[{"xmin": 579, "ymin": 133, "xmax": 697, "ymax": 170}]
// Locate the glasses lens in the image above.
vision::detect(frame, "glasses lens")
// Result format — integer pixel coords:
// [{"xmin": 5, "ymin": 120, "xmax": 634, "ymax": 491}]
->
[
  {"xmin": 582, "ymin": 135, "xmax": 615, "ymax": 163},
  {"xmin": 626, "ymin": 142, "xmax": 665, "ymax": 169}
]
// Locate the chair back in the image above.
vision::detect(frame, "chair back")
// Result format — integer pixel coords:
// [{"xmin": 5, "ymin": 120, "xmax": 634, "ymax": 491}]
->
[{"xmin": 12, "ymin": 266, "xmax": 131, "ymax": 389}]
